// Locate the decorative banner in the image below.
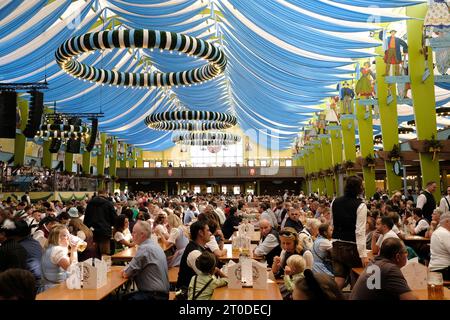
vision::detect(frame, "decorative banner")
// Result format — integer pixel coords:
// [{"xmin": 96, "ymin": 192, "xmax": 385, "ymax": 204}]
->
[{"xmin": 55, "ymin": 29, "xmax": 227, "ymax": 88}]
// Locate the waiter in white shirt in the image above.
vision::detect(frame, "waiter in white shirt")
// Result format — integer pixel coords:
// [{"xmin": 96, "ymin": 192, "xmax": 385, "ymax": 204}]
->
[{"xmin": 439, "ymin": 186, "xmax": 450, "ymax": 214}]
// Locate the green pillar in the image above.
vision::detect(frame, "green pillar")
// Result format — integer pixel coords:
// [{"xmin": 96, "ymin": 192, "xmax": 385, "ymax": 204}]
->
[
  {"xmin": 97, "ymin": 133, "xmax": 106, "ymax": 176},
  {"xmin": 320, "ymin": 134, "xmax": 334, "ymax": 197},
  {"xmin": 129, "ymin": 147, "xmax": 136, "ymax": 168},
  {"xmin": 82, "ymin": 150, "xmax": 91, "ymax": 174},
  {"xmin": 165, "ymin": 181, "xmax": 169, "ymax": 195},
  {"xmin": 14, "ymin": 99, "xmax": 28, "ymax": 166},
  {"xmin": 110, "ymin": 138, "xmax": 117, "ymax": 177},
  {"xmin": 137, "ymin": 148, "xmax": 144, "ymax": 168},
  {"xmin": 329, "ymin": 126, "xmax": 343, "ymax": 196},
  {"xmin": 355, "ymin": 101, "xmax": 376, "ymax": 199},
  {"xmin": 407, "ymin": 4, "xmax": 441, "ymax": 200},
  {"xmin": 375, "ymin": 47, "xmax": 402, "ymax": 195},
  {"xmin": 43, "ymin": 140, "xmax": 52, "ymax": 168},
  {"xmin": 120, "ymin": 143, "xmax": 127, "ymax": 168},
  {"xmin": 65, "ymin": 151, "xmax": 74, "ymax": 172},
  {"xmin": 256, "ymin": 180, "xmax": 260, "ymax": 196},
  {"xmin": 341, "ymin": 115, "xmax": 356, "ymax": 163},
  {"xmin": 314, "ymin": 140, "xmax": 326, "ymax": 195}
]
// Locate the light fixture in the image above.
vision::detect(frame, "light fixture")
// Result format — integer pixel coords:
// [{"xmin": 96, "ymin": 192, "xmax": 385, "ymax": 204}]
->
[
  {"xmin": 56, "ymin": 29, "xmax": 227, "ymax": 88},
  {"xmin": 145, "ymin": 110, "xmax": 237, "ymax": 131}
]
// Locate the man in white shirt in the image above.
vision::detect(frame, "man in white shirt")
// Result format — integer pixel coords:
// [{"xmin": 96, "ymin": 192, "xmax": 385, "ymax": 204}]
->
[
  {"xmin": 259, "ymin": 203, "xmax": 278, "ymax": 229},
  {"xmin": 439, "ymin": 186, "xmax": 450, "ymax": 214},
  {"xmin": 409, "ymin": 208, "xmax": 430, "ymax": 237},
  {"xmin": 253, "ymin": 219, "xmax": 281, "ymax": 266},
  {"xmin": 371, "ymin": 216, "xmax": 399, "ymax": 255},
  {"xmin": 429, "ymin": 213, "xmax": 450, "ymax": 280}
]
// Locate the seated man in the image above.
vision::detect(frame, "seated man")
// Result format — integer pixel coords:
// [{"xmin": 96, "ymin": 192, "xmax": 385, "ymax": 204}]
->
[
  {"xmin": 350, "ymin": 238, "xmax": 417, "ymax": 300},
  {"xmin": 253, "ymin": 219, "xmax": 281, "ymax": 266},
  {"xmin": 429, "ymin": 213, "xmax": 450, "ymax": 281},
  {"xmin": 371, "ymin": 216, "xmax": 399, "ymax": 256},
  {"xmin": 121, "ymin": 221, "xmax": 169, "ymax": 300}
]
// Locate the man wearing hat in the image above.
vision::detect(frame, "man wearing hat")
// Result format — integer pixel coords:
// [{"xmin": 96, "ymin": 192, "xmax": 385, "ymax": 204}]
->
[
  {"xmin": 383, "ymin": 30, "xmax": 408, "ymax": 76},
  {"xmin": 68, "ymin": 207, "xmax": 79, "ymax": 219}
]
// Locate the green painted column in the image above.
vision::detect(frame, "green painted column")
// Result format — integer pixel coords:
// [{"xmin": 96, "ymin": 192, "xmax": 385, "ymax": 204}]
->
[
  {"xmin": 355, "ymin": 101, "xmax": 376, "ymax": 199},
  {"xmin": 43, "ymin": 140, "xmax": 52, "ymax": 168},
  {"xmin": 97, "ymin": 133, "xmax": 106, "ymax": 176},
  {"xmin": 320, "ymin": 134, "xmax": 334, "ymax": 197},
  {"xmin": 314, "ymin": 140, "xmax": 326, "ymax": 195},
  {"xmin": 82, "ymin": 150, "xmax": 91, "ymax": 174},
  {"xmin": 14, "ymin": 99, "xmax": 28, "ymax": 166},
  {"xmin": 65, "ymin": 151, "xmax": 74, "ymax": 172},
  {"xmin": 340, "ymin": 114, "xmax": 357, "ymax": 177},
  {"xmin": 129, "ymin": 147, "xmax": 136, "ymax": 168},
  {"xmin": 136, "ymin": 148, "xmax": 144, "ymax": 168},
  {"xmin": 120, "ymin": 143, "xmax": 127, "ymax": 168},
  {"xmin": 407, "ymin": 4, "xmax": 441, "ymax": 200},
  {"xmin": 375, "ymin": 47, "xmax": 402, "ymax": 195},
  {"xmin": 304, "ymin": 146, "xmax": 313, "ymax": 195},
  {"xmin": 110, "ymin": 138, "xmax": 118, "ymax": 177},
  {"xmin": 328, "ymin": 125, "xmax": 343, "ymax": 196}
]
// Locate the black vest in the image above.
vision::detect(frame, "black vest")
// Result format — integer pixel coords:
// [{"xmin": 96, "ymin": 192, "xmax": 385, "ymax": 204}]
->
[
  {"xmin": 261, "ymin": 229, "xmax": 281, "ymax": 267},
  {"xmin": 332, "ymin": 195, "xmax": 363, "ymax": 242},
  {"xmin": 422, "ymin": 191, "xmax": 436, "ymax": 222},
  {"xmin": 176, "ymin": 241, "xmax": 204, "ymax": 289}
]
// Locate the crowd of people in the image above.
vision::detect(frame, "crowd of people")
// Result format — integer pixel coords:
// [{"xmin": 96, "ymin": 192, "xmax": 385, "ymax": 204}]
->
[{"xmin": 0, "ymin": 177, "xmax": 450, "ymax": 300}]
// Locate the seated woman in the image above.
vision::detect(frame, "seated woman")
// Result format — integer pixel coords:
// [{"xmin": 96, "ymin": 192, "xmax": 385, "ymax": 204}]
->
[
  {"xmin": 153, "ymin": 213, "xmax": 170, "ymax": 241},
  {"xmin": 40, "ymin": 224, "xmax": 78, "ymax": 292},
  {"xmin": 425, "ymin": 208, "xmax": 442, "ymax": 239},
  {"xmin": 293, "ymin": 269, "xmax": 343, "ymax": 300},
  {"xmin": 299, "ymin": 218, "xmax": 321, "ymax": 250},
  {"xmin": 159, "ymin": 213, "xmax": 189, "ymax": 267},
  {"xmin": 221, "ymin": 207, "xmax": 241, "ymax": 240},
  {"xmin": 113, "ymin": 214, "xmax": 135, "ymax": 253},
  {"xmin": 312, "ymin": 223, "xmax": 334, "ymax": 277},
  {"xmin": 68, "ymin": 217, "xmax": 95, "ymax": 261},
  {"xmin": 272, "ymin": 227, "xmax": 314, "ymax": 279}
]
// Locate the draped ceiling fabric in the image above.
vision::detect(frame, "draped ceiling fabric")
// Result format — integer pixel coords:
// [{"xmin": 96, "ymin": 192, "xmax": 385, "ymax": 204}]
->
[{"xmin": 0, "ymin": 0, "xmax": 429, "ymax": 151}]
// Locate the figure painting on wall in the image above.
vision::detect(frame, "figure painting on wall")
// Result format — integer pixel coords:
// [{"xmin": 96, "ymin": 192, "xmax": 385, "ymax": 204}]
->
[
  {"xmin": 325, "ymin": 97, "xmax": 340, "ymax": 125},
  {"xmin": 424, "ymin": 0, "xmax": 450, "ymax": 31},
  {"xmin": 339, "ymin": 82, "xmax": 355, "ymax": 114},
  {"xmin": 381, "ymin": 30, "xmax": 408, "ymax": 76}
]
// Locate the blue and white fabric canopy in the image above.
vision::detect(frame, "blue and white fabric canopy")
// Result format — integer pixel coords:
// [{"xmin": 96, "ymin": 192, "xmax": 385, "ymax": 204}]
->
[{"xmin": 0, "ymin": 0, "xmax": 427, "ymax": 150}]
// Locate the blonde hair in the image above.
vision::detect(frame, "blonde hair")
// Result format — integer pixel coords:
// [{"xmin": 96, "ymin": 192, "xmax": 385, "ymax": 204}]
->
[
  {"xmin": 286, "ymin": 254, "xmax": 306, "ymax": 275},
  {"xmin": 45, "ymin": 224, "xmax": 68, "ymax": 249},
  {"xmin": 306, "ymin": 218, "xmax": 321, "ymax": 230}
]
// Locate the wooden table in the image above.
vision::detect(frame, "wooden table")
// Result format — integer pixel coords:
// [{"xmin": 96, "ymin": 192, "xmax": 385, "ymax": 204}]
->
[
  {"xmin": 403, "ymin": 235, "xmax": 430, "ymax": 242},
  {"xmin": 36, "ymin": 266, "xmax": 128, "ymax": 300},
  {"xmin": 212, "ymin": 281, "xmax": 282, "ymax": 300},
  {"xmin": 225, "ymin": 230, "xmax": 261, "ymax": 244},
  {"xmin": 219, "ymin": 244, "xmax": 262, "ymax": 261},
  {"xmin": 413, "ymin": 287, "xmax": 450, "ymax": 300},
  {"xmin": 111, "ymin": 242, "xmax": 170, "ymax": 263},
  {"xmin": 111, "ymin": 247, "xmax": 137, "ymax": 263}
]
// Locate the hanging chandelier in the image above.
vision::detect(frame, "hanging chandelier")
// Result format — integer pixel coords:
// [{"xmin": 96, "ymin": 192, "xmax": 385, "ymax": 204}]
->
[
  {"xmin": 145, "ymin": 110, "xmax": 237, "ymax": 131},
  {"xmin": 172, "ymin": 132, "xmax": 241, "ymax": 146},
  {"xmin": 55, "ymin": 29, "xmax": 227, "ymax": 88},
  {"xmin": 36, "ymin": 117, "xmax": 90, "ymax": 141}
]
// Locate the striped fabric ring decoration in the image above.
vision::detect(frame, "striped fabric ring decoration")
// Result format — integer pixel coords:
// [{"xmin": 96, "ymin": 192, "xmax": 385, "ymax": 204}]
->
[
  {"xmin": 172, "ymin": 131, "xmax": 241, "ymax": 146},
  {"xmin": 144, "ymin": 110, "xmax": 237, "ymax": 131},
  {"xmin": 55, "ymin": 29, "xmax": 227, "ymax": 87}
]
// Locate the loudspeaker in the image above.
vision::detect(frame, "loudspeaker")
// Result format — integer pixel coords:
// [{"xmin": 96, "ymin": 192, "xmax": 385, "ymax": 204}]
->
[
  {"xmin": 23, "ymin": 90, "xmax": 44, "ymax": 138},
  {"xmin": 66, "ymin": 137, "xmax": 81, "ymax": 154},
  {"xmin": 84, "ymin": 118, "xmax": 98, "ymax": 152},
  {"xmin": 49, "ymin": 138, "xmax": 61, "ymax": 153},
  {"xmin": 0, "ymin": 91, "xmax": 18, "ymax": 138}
]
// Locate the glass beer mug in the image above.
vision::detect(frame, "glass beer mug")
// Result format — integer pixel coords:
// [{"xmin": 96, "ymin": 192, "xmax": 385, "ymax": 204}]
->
[
  {"xmin": 427, "ymin": 272, "xmax": 444, "ymax": 300},
  {"xmin": 69, "ymin": 234, "xmax": 87, "ymax": 252}
]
